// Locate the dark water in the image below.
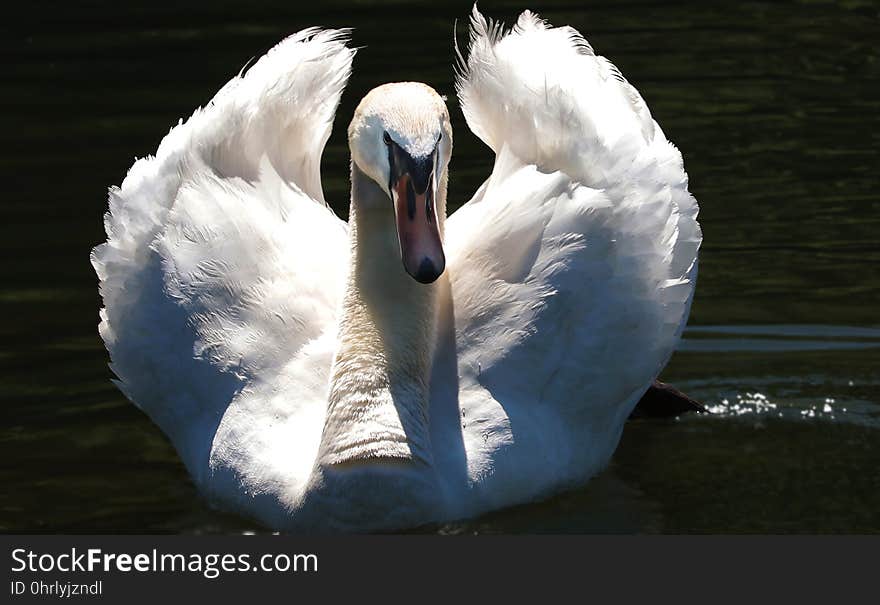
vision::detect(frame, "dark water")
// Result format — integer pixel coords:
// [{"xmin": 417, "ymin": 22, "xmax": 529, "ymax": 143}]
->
[{"xmin": 2, "ymin": 0, "xmax": 878, "ymax": 533}]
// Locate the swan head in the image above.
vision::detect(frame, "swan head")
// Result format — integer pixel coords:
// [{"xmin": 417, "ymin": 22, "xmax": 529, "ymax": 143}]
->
[{"xmin": 348, "ymin": 82, "xmax": 452, "ymax": 284}]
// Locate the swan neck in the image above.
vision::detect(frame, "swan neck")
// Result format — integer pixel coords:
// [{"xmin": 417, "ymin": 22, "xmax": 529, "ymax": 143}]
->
[{"xmin": 318, "ymin": 163, "xmax": 442, "ymax": 468}]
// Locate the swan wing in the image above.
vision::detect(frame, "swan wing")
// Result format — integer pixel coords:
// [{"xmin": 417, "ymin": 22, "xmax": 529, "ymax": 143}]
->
[
  {"xmin": 90, "ymin": 29, "xmax": 354, "ymax": 501},
  {"xmin": 442, "ymin": 9, "xmax": 701, "ymax": 501}
]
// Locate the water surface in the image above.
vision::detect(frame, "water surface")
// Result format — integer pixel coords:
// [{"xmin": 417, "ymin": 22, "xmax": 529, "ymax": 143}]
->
[{"xmin": 1, "ymin": 0, "xmax": 877, "ymax": 533}]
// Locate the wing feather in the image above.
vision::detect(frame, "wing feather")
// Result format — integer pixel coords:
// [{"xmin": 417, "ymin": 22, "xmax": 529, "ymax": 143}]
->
[
  {"xmin": 445, "ymin": 8, "xmax": 701, "ymax": 496},
  {"xmin": 91, "ymin": 30, "xmax": 354, "ymax": 479}
]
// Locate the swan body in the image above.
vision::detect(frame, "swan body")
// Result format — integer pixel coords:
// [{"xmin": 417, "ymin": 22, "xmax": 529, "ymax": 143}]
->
[{"xmin": 92, "ymin": 8, "xmax": 701, "ymax": 531}]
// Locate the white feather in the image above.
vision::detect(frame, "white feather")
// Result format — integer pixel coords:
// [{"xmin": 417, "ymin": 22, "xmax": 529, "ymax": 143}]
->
[
  {"xmin": 91, "ymin": 30, "xmax": 353, "ymax": 508},
  {"xmin": 433, "ymin": 6, "xmax": 701, "ymax": 515}
]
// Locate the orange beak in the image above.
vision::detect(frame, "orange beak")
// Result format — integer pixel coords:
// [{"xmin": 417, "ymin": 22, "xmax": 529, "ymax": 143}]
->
[{"xmin": 388, "ymin": 143, "xmax": 445, "ymax": 284}]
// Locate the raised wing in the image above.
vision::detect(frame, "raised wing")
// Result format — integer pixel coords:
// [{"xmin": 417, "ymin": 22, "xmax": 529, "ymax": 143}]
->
[
  {"xmin": 91, "ymin": 29, "xmax": 354, "ymax": 478},
  {"xmin": 444, "ymin": 9, "xmax": 701, "ymax": 491}
]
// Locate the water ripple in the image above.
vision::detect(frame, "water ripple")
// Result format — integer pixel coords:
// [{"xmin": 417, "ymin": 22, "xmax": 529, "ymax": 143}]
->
[{"xmin": 680, "ymin": 324, "xmax": 880, "ymax": 352}]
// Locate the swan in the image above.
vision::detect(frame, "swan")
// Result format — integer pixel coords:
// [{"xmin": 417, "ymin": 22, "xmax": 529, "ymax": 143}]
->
[{"xmin": 91, "ymin": 7, "xmax": 701, "ymax": 531}]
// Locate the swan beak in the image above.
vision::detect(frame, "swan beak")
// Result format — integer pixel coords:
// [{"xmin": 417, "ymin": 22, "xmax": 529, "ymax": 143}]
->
[{"xmin": 389, "ymin": 148, "xmax": 445, "ymax": 284}]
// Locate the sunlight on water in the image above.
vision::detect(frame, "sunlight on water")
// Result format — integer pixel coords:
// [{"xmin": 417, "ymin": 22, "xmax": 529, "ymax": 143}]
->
[
  {"xmin": 704, "ymin": 392, "xmax": 778, "ymax": 416},
  {"xmin": 701, "ymin": 391, "xmax": 878, "ymax": 427}
]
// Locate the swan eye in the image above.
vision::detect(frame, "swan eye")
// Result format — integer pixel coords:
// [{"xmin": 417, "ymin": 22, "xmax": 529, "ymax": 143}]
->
[{"xmin": 383, "ymin": 131, "xmax": 392, "ymax": 145}]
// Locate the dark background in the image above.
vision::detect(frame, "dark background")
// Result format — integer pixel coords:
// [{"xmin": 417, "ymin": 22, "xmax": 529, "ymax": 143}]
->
[{"xmin": 1, "ymin": 0, "xmax": 878, "ymax": 532}]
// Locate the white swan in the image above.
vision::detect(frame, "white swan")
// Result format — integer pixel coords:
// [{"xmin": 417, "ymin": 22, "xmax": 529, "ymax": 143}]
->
[{"xmin": 92, "ymin": 8, "xmax": 701, "ymax": 531}]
